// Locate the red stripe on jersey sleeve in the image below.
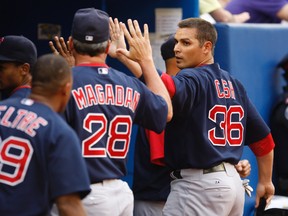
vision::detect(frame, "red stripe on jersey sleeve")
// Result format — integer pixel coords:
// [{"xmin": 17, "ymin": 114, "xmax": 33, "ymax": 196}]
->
[
  {"xmin": 145, "ymin": 129, "xmax": 166, "ymax": 166},
  {"xmin": 249, "ymin": 133, "xmax": 275, "ymax": 157},
  {"xmin": 161, "ymin": 73, "xmax": 176, "ymax": 98}
]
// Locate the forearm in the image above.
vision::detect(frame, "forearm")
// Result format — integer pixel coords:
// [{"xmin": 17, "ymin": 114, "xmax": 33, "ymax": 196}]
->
[
  {"xmin": 140, "ymin": 59, "xmax": 173, "ymax": 122},
  {"xmin": 56, "ymin": 194, "xmax": 86, "ymax": 216},
  {"xmin": 277, "ymin": 4, "xmax": 288, "ymax": 21},
  {"xmin": 210, "ymin": 8, "xmax": 234, "ymax": 23},
  {"xmin": 118, "ymin": 55, "xmax": 142, "ymax": 78},
  {"xmin": 256, "ymin": 150, "xmax": 274, "ymax": 183}
]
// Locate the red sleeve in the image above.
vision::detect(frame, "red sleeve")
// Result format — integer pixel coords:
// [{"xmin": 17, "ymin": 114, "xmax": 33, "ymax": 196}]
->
[
  {"xmin": 145, "ymin": 129, "xmax": 166, "ymax": 166},
  {"xmin": 161, "ymin": 73, "xmax": 176, "ymax": 98},
  {"xmin": 249, "ymin": 133, "xmax": 275, "ymax": 157}
]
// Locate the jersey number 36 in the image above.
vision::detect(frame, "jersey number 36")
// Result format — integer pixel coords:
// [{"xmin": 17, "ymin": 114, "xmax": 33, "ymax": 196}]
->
[{"xmin": 208, "ymin": 105, "xmax": 244, "ymax": 146}]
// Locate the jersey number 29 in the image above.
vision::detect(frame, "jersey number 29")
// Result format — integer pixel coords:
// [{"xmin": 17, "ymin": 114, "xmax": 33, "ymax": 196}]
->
[{"xmin": 0, "ymin": 136, "xmax": 33, "ymax": 186}]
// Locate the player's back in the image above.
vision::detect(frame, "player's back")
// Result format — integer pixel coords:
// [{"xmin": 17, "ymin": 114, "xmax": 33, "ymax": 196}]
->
[
  {"xmin": 65, "ymin": 63, "xmax": 168, "ymax": 183},
  {"xmin": 0, "ymin": 97, "xmax": 90, "ymax": 215},
  {"xmin": 164, "ymin": 63, "xmax": 270, "ymax": 170}
]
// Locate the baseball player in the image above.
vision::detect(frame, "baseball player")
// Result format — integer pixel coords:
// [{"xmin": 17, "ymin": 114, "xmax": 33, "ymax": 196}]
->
[
  {"xmin": 133, "ymin": 34, "xmax": 252, "ymax": 216},
  {"xmin": 118, "ymin": 18, "xmax": 275, "ymax": 215},
  {"xmin": 0, "ymin": 54, "xmax": 91, "ymax": 215},
  {"xmin": 270, "ymin": 55, "xmax": 288, "ymax": 196},
  {"xmin": 51, "ymin": 8, "xmax": 172, "ymax": 216},
  {"xmin": 0, "ymin": 35, "xmax": 37, "ymax": 100}
]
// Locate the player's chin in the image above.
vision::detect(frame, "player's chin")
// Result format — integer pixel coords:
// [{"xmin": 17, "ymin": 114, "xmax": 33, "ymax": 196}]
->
[
  {"xmin": 176, "ymin": 60, "xmax": 184, "ymax": 69},
  {"xmin": 176, "ymin": 62, "xmax": 187, "ymax": 70}
]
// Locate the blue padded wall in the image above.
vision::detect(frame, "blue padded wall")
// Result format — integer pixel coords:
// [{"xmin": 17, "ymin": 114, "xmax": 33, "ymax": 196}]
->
[{"xmin": 214, "ymin": 23, "xmax": 288, "ymax": 216}]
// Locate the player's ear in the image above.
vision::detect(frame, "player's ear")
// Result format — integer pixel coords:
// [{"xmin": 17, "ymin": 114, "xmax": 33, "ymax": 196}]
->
[
  {"xmin": 63, "ymin": 81, "xmax": 72, "ymax": 96},
  {"xmin": 68, "ymin": 36, "xmax": 74, "ymax": 51},
  {"xmin": 105, "ymin": 40, "xmax": 111, "ymax": 54},
  {"xmin": 203, "ymin": 41, "xmax": 212, "ymax": 54},
  {"xmin": 20, "ymin": 63, "xmax": 30, "ymax": 75}
]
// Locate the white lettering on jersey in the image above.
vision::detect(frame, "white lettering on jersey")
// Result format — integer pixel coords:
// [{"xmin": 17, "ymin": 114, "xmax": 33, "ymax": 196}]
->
[
  {"xmin": 0, "ymin": 106, "xmax": 48, "ymax": 137},
  {"xmin": 214, "ymin": 79, "xmax": 235, "ymax": 99},
  {"xmin": 72, "ymin": 84, "xmax": 140, "ymax": 112}
]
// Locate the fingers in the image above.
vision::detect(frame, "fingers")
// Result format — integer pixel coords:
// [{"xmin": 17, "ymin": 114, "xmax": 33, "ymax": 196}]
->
[
  {"xmin": 56, "ymin": 37, "xmax": 70, "ymax": 57},
  {"xmin": 49, "ymin": 40, "xmax": 59, "ymax": 55},
  {"xmin": 59, "ymin": 37, "xmax": 69, "ymax": 55},
  {"xmin": 119, "ymin": 19, "xmax": 152, "ymax": 63},
  {"xmin": 266, "ymin": 195, "xmax": 273, "ymax": 206},
  {"xmin": 109, "ymin": 17, "xmax": 116, "ymax": 40},
  {"xmin": 127, "ymin": 19, "xmax": 137, "ymax": 39},
  {"xmin": 132, "ymin": 20, "xmax": 143, "ymax": 38},
  {"xmin": 109, "ymin": 17, "xmax": 123, "ymax": 41},
  {"xmin": 143, "ymin": 23, "xmax": 150, "ymax": 42},
  {"xmin": 115, "ymin": 19, "xmax": 122, "ymax": 36},
  {"xmin": 235, "ymin": 160, "xmax": 251, "ymax": 178},
  {"xmin": 120, "ymin": 21, "xmax": 132, "ymax": 43}
]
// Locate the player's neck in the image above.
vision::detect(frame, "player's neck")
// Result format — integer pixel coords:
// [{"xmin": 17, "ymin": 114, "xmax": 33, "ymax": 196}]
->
[
  {"xmin": 29, "ymin": 92, "xmax": 61, "ymax": 113},
  {"xmin": 74, "ymin": 53, "xmax": 107, "ymax": 66},
  {"xmin": 197, "ymin": 56, "xmax": 214, "ymax": 67}
]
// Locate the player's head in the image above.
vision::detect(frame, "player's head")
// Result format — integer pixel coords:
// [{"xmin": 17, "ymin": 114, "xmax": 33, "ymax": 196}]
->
[
  {"xmin": 70, "ymin": 8, "xmax": 110, "ymax": 57},
  {"xmin": 30, "ymin": 54, "xmax": 72, "ymax": 113},
  {"xmin": 0, "ymin": 35, "xmax": 37, "ymax": 92},
  {"xmin": 161, "ymin": 34, "xmax": 176, "ymax": 61},
  {"xmin": 174, "ymin": 18, "xmax": 217, "ymax": 69},
  {"xmin": 160, "ymin": 34, "xmax": 180, "ymax": 76}
]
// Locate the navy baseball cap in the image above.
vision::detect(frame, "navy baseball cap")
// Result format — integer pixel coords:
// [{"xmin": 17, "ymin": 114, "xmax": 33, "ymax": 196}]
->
[
  {"xmin": 161, "ymin": 34, "xmax": 176, "ymax": 61},
  {"xmin": 0, "ymin": 35, "xmax": 37, "ymax": 66},
  {"xmin": 71, "ymin": 8, "xmax": 110, "ymax": 44}
]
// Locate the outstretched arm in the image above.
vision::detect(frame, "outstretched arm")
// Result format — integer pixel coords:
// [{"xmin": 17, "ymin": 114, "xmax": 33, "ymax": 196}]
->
[
  {"xmin": 210, "ymin": 8, "xmax": 250, "ymax": 23},
  {"xmin": 117, "ymin": 19, "xmax": 173, "ymax": 122}
]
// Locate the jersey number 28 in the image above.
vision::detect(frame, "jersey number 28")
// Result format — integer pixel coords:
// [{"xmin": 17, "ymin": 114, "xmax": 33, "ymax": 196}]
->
[{"xmin": 82, "ymin": 114, "xmax": 132, "ymax": 159}]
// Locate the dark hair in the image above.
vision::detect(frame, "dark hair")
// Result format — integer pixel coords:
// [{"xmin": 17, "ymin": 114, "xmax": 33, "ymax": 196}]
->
[
  {"xmin": 31, "ymin": 54, "xmax": 71, "ymax": 94},
  {"xmin": 178, "ymin": 18, "xmax": 217, "ymax": 54}
]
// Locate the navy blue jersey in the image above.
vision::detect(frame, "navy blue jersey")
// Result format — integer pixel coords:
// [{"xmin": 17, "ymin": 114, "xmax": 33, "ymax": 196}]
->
[
  {"xmin": 64, "ymin": 63, "xmax": 168, "ymax": 183},
  {"xmin": 132, "ymin": 127, "xmax": 171, "ymax": 201},
  {"xmin": 164, "ymin": 63, "xmax": 270, "ymax": 170},
  {"xmin": 0, "ymin": 98, "xmax": 91, "ymax": 216},
  {"xmin": 9, "ymin": 86, "xmax": 31, "ymax": 99},
  {"xmin": 1, "ymin": 86, "xmax": 31, "ymax": 101}
]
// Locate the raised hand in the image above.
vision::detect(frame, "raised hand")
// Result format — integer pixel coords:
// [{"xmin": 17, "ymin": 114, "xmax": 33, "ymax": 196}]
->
[
  {"xmin": 117, "ymin": 19, "xmax": 152, "ymax": 65},
  {"xmin": 109, "ymin": 17, "xmax": 127, "ymax": 59},
  {"xmin": 110, "ymin": 18, "xmax": 142, "ymax": 78},
  {"xmin": 49, "ymin": 36, "xmax": 75, "ymax": 67}
]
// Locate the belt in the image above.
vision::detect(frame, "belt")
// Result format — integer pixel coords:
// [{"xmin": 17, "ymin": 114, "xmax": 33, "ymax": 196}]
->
[
  {"xmin": 203, "ymin": 163, "xmax": 226, "ymax": 174},
  {"xmin": 171, "ymin": 163, "xmax": 226, "ymax": 180}
]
